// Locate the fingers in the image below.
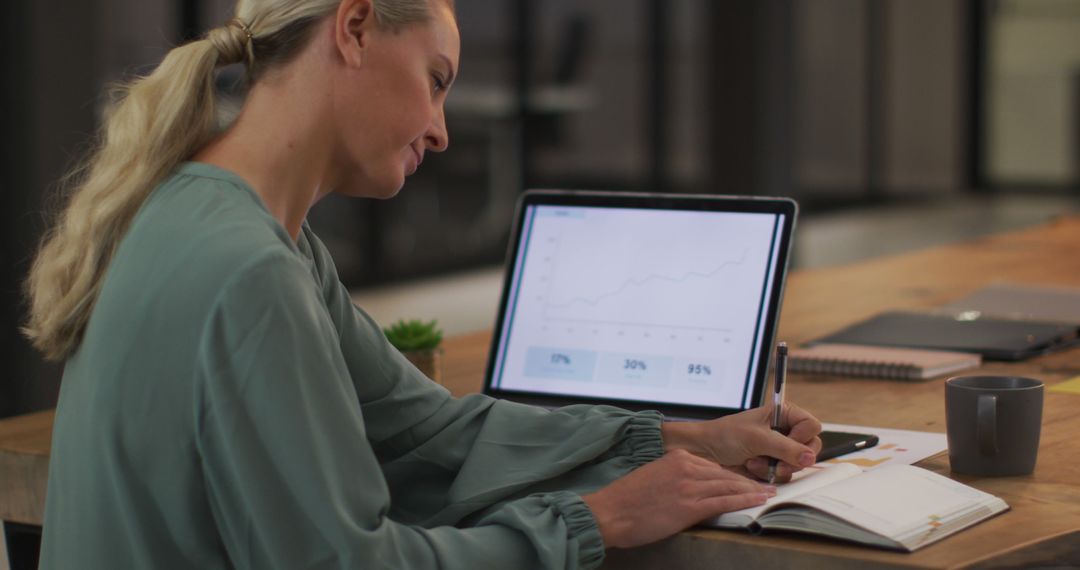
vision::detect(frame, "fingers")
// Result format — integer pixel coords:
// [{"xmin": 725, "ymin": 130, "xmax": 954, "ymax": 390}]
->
[
  {"xmin": 750, "ymin": 400, "xmax": 822, "ymax": 443},
  {"xmin": 682, "ymin": 450, "xmax": 768, "ymax": 485},
  {"xmin": 742, "ymin": 403, "xmax": 824, "ymax": 481},
  {"xmin": 695, "ymin": 474, "xmax": 775, "ymax": 499},
  {"xmin": 757, "ymin": 427, "xmax": 817, "ymax": 469},
  {"xmin": 683, "ymin": 458, "xmax": 776, "ymax": 518},
  {"xmin": 672, "ymin": 450, "xmax": 776, "ymax": 496},
  {"xmin": 744, "ymin": 456, "xmax": 802, "ymax": 482},
  {"xmin": 743, "ymin": 402, "xmax": 821, "ymax": 470},
  {"xmin": 584, "ymin": 450, "xmax": 780, "ymax": 549},
  {"xmin": 696, "ymin": 490, "xmax": 772, "ymax": 517},
  {"xmin": 783, "ymin": 402, "xmax": 823, "ymax": 447},
  {"xmin": 669, "ymin": 403, "xmax": 823, "ymax": 476},
  {"xmin": 683, "ymin": 453, "xmax": 767, "ymax": 483}
]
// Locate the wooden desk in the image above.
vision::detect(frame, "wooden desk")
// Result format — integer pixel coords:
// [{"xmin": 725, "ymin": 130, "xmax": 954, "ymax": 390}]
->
[{"xmin": 4, "ymin": 216, "xmax": 1080, "ymax": 568}]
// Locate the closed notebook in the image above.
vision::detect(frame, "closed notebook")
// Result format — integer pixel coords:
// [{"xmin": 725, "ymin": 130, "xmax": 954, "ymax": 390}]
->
[
  {"xmin": 702, "ymin": 464, "xmax": 1009, "ymax": 552},
  {"xmin": 810, "ymin": 310, "xmax": 1079, "ymax": 361},
  {"xmin": 789, "ymin": 343, "xmax": 981, "ymax": 380}
]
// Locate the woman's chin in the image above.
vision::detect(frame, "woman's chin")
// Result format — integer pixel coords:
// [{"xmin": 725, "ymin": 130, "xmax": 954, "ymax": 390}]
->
[
  {"xmin": 358, "ymin": 186, "xmax": 403, "ymax": 200},
  {"xmin": 375, "ymin": 184, "xmax": 404, "ymax": 200}
]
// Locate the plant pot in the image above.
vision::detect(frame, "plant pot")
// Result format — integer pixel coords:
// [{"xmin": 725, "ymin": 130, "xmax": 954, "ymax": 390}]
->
[{"xmin": 402, "ymin": 348, "xmax": 443, "ymax": 383}]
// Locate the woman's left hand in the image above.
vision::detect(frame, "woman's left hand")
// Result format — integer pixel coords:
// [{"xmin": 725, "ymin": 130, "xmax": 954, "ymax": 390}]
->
[{"xmin": 661, "ymin": 403, "xmax": 823, "ymax": 482}]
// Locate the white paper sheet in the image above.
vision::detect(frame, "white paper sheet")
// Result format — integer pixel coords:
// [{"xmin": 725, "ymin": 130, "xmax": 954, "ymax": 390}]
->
[{"xmin": 820, "ymin": 423, "xmax": 948, "ymax": 471}]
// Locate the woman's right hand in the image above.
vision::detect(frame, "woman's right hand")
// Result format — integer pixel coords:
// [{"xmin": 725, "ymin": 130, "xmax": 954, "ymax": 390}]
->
[{"xmin": 581, "ymin": 449, "xmax": 775, "ymax": 549}]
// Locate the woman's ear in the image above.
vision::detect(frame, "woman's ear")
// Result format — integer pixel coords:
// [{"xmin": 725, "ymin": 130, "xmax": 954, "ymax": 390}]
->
[{"xmin": 334, "ymin": 0, "xmax": 376, "ymax": 68}]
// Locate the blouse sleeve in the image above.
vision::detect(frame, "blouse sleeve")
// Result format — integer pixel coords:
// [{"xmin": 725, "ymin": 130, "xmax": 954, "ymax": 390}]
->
[
  {"xmin": 300, "ymin": 227, "xmax": 665, "ymax": 520},
  {"xmin": 195, "ymin": 248, "xmax": 662, "ymax": 569}
]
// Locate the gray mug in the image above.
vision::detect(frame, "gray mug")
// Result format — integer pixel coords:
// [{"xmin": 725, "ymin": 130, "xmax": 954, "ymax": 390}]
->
[{"xmin": 945, "ymin": 375, "xmax": 1043, "ymax": 476}]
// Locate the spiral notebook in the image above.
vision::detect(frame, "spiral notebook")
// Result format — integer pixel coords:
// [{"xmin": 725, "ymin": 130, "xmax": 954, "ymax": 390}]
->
[{"xmin": 788, "ymin": 344, "xmax": 981, "ymax": 380}]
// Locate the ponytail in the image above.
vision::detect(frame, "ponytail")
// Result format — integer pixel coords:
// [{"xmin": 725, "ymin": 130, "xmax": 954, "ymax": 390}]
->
[
  {"xmin": 23, "ymin": 0, "xmax": 445, "ymax": 361},
  {"xmin": 24, "ymin": 37, "xmax": 229, "ymax": 360}
]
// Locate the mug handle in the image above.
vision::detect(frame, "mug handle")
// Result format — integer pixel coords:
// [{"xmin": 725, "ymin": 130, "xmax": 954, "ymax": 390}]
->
[{"xmin": 977, "ymin": 394, "xmax": 998, "ymax": 455}]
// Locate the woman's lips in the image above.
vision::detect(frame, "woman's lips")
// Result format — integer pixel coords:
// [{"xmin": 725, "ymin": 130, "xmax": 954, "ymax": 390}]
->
[{"xmin": 408, "ymin": 147, "xmax": 423, "ymax": 174}]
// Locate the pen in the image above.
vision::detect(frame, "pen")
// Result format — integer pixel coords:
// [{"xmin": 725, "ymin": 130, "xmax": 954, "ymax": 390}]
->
[{"xmin": 767, "ymin": 341, "xmax": 788, "ymax": 484}]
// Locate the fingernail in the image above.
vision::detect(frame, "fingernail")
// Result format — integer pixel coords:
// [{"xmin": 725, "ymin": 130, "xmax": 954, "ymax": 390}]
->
[
  {"xmin": 763, "ymin": 485, "xmax": 777, "ymax": 496},
  {"xmin": 799, "ymin": 451, "xmax": 816, "ymax": 466}
]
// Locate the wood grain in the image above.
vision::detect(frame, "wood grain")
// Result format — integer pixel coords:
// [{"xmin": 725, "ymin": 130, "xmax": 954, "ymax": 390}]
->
[{"xmin": 0, "ymin": 411, "xmax": 52, "ymax": 525}]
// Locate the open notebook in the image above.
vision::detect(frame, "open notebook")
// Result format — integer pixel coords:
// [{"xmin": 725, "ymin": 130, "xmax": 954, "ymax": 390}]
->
[{"xmin": 702, "ymin": 464, "xmax": 1008, "ymax": 551}]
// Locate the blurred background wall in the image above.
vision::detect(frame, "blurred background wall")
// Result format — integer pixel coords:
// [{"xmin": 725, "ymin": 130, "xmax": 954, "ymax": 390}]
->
[
  {"xmin": 987, "ymin": 0, "xmax": 1080, "ymax": 187},
  {"xmin": 3, "ymin": 0, "xmax": 1079, "ymax": 419}
]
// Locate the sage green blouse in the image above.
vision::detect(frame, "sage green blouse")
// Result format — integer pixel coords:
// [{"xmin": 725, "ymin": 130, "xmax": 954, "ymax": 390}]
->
[{"xmin": 39, "ymin": 163, "xmax": 665, "ymax": 569}]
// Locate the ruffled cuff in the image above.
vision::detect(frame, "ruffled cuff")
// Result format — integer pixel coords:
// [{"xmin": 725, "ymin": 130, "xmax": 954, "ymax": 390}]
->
[
  {"xmin": 544, "ymin": 490, "xmax": 606, "ymax": 570},
  {"xmin": 622, "ymin": 410, "xmax": 665, "ymax": 467}
]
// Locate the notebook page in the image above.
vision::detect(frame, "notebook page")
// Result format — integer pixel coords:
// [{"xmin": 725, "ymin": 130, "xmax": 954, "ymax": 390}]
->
[
  {"xmin": 703, "ymin": 463, "xmax": 861, "ymax": 528},
  {"xmin": 779, "ymin": 464, "xmax": 1004, "ymax": 541}
]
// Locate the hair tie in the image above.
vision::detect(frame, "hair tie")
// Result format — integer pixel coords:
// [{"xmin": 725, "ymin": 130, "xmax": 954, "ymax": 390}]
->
[
  {"xmin": 228, "ymin": 18, "xmax": 253, "ymax": 42},
  {"xmin": 227, "ymin": 18, "xmax": 256, "ymax": 68}
]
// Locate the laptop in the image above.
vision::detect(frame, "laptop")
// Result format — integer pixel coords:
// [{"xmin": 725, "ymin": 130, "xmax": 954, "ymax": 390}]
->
[
  {"xmin": 482, "ymin": 190, "xmax": 798, "ymax": 420},
  {"xmin": 810, "ymin": 310, "xmax": 1080, "ymax": 361}
]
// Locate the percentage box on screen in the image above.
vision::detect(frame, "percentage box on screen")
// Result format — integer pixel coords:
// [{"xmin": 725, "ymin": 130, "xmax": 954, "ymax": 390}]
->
[
  {"xmin": 524, "ymin": 347, "xmax": 598, "ymax": 381},
  {"xmin": 673, "ymin": 357, "xmax": 725, "ymax": 389},
  {"xmin": 596, "ymin": 353, "xmax": 672, "ymax": 386}
]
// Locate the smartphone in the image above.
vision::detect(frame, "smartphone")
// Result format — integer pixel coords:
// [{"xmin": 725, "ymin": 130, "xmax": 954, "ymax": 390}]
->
[{"xmin": 816, "ymin": 430, "xmax": 879, "ymax": 462}]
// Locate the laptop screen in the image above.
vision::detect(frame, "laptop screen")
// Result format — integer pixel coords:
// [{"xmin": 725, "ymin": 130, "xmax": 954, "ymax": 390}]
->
[{"xmin": 484, "ymin": 191, "xmax": 796, "ymax": 419}]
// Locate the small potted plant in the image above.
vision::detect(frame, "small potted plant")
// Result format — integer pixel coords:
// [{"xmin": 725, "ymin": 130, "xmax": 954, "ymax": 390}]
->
[{"xmin": 383, "ymin": 319, "xmax": 444, "ymax": 383}]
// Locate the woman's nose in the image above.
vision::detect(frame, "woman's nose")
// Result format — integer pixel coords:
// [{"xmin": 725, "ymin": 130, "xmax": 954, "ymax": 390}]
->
[{"xmin": 424, "ymin": 106, "xmax": 449, "ymax": 152}]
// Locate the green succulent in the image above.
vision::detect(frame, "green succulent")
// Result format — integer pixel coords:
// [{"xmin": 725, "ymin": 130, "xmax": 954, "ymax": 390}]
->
[{"xmin": 383, "ymin": 319, "xmax": 443, "ymax": 352}]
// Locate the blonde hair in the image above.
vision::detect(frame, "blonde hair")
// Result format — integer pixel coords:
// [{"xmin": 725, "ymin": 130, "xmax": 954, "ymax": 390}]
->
[{"xmin": 24, "ymin": 0, "xmax": 443, "ymax": 361}]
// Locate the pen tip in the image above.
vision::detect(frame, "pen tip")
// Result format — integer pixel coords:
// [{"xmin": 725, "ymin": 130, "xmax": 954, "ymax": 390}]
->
[{"xmin": 778, "ymin": 342, "xmax": 788, "ymax": 355}]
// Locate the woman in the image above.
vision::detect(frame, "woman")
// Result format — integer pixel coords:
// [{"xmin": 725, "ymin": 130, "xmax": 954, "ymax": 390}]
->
[{"xmin": 25, "ymin": 0, "xmax": 821, "ymax": 567}]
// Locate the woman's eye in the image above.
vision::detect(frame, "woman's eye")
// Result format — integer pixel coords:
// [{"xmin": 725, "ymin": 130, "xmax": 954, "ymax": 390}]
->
[{"xmin": 432, "ymin": 75, "xmax": 446, "ymax": 95}]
